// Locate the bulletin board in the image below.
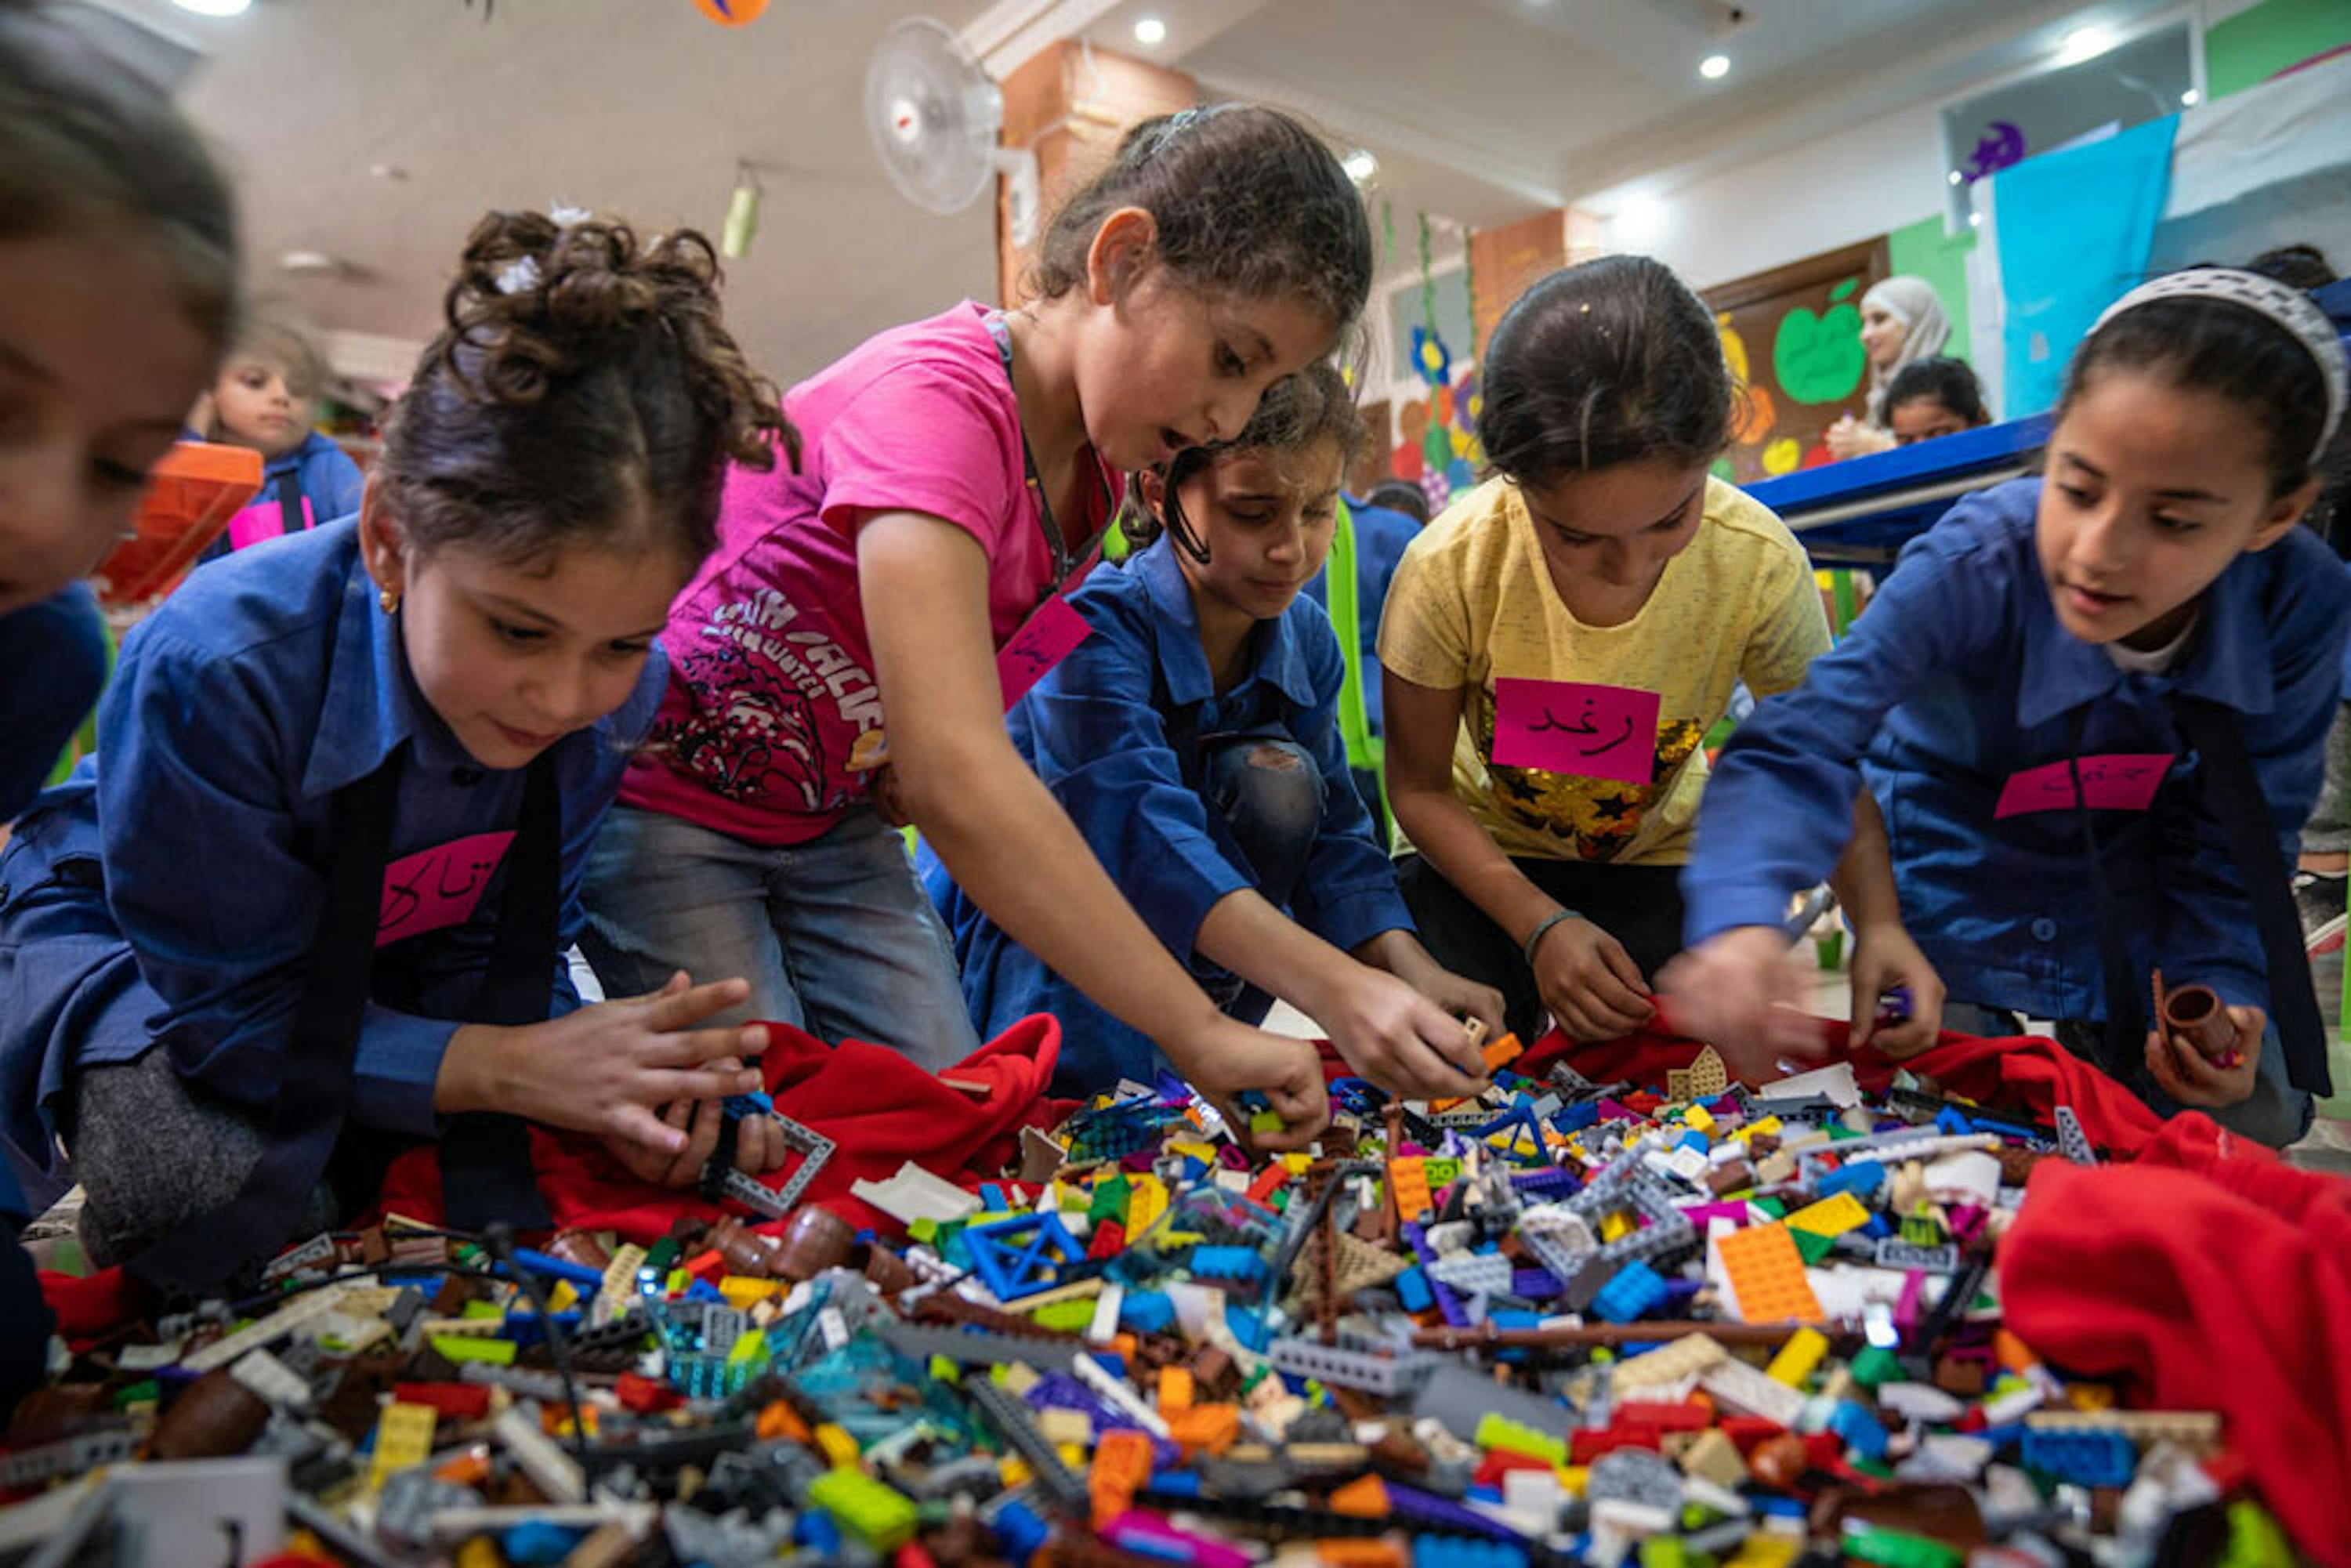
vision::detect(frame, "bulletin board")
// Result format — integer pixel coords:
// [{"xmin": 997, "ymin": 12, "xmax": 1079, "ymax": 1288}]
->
[{"xmin": 1700, "ymin": 237, "xmax": 1890, "ymax": 487}]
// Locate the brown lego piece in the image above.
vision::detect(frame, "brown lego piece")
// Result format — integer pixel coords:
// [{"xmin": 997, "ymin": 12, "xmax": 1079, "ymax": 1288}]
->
[{"xmin": 149, "ymin": 1368, "xmax": 270, "ymax": 1460}]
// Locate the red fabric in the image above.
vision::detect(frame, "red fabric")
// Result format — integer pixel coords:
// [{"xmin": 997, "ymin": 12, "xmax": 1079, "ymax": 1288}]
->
[
  {"xmin": 373, "ymin": 1014, "xmax": 1079, "ymax": 1243},
  {"xmin": 37, "ymin": 1266, "xmax": 141, "ymax": 1346},
  {"xmin": 1507, "ymin": 1008, "xmax": 2168, "ymax": 1155},
  {"xmin": 2002, "ymin": 1117, "xmax": 2351, "ymax": 1556}
]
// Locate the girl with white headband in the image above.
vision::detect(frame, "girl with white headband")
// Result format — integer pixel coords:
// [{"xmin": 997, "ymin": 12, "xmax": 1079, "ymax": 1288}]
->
[{"xmin": 1668, "ymin": 267, "xmax": 2351, "ymax": 1147}]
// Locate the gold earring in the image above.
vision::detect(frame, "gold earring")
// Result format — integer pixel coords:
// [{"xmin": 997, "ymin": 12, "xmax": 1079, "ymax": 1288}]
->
[{"xmin": 379, "ymin": 588, "xmax": 400, "ymax": 614}]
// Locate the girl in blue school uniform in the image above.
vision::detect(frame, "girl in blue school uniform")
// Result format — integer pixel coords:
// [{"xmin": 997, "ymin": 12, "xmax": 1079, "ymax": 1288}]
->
[
  {"xmin": 191, "ymin": 311, "xmax": 368, "ymax": 562},
  {"xmin": 0, "ymin": 0, "xmax": 240, "ymax": 1393},
  {"xmin": 0, "ymin": 209, "xmax": 799, "ymax": 1290},
  {"xmin": 923, "ymin": 364, "xmax": 1501, "ymax": 1097},
  {"xmin": 1670, "ymin": 269, "xmax": 2351, "ymax": 1147}
]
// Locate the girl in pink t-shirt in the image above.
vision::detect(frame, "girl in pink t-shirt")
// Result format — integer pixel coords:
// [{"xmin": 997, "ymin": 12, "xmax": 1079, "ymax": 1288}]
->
[{"xmin": 581, "ymin": 105, "xmax": 1391, "ymax": 1144}]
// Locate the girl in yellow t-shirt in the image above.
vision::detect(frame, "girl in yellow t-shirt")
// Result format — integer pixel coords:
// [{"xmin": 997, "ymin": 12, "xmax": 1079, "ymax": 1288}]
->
[{"xmin": 1379, "ymin": 255, "xmax": 1939, "ymax": 1050}]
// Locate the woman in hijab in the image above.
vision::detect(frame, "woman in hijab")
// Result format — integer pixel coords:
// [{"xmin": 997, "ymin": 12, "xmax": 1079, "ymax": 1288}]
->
[{"xmin": 1826, "ymin": 276, "xmax": 1953, "ymax": 460}]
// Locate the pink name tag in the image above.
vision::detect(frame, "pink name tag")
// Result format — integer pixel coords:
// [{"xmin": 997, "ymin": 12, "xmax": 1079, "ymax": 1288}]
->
[
  {"xmin": 1993, "ymin": 753, "xmax": 2174, "ymax": 819},
  {"xmin": 1491, "ymin": 678, "xmax": 1661, "ymax": 785},
  {"xmin": 996, "ymin": 595, "xmax": 1092, "ymax": 712},
  {"xmin": 378, "ymin": 831, "xmax": 516, "ymax": 947},
  {"xmin": 226, "ymin": 493, "xmax": 317, "ymax": 552}
]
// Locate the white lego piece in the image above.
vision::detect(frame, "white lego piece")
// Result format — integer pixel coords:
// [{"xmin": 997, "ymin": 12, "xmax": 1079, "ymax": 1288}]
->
[
  {"xmin": 492, "ymin": 1405, "xmax": 584, "ymax": 1503},
  {"xmin": 231, "ymin": 1349, "xmax": 314, "ymax": 1411},
  {"xmin": 1756, "ymin": 1063, "xmax": 1861, "ymax": 1109},
  {"xmin": 848, "ymin": 1162, "xmax": 983, "ymax": 1226},
  {"xmin": 1697, "ymin": 1356, "xmax": 1806, "ymax": 1429},
  {"xmin": 183, "ymin": 1286, "xmax": 349, "ymax": 1373}
]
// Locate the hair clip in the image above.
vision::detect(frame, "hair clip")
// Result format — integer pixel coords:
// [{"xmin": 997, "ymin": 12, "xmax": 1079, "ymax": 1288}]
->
[{"xmin": 494, "ymin": 255, "xmax": 543, "ymax": 296}]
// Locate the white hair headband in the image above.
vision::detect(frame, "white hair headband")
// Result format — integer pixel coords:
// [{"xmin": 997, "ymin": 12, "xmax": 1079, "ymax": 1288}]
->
[{"xmin": 2091, "ymin": 268, "xmax": 2347, "ymax": 467}]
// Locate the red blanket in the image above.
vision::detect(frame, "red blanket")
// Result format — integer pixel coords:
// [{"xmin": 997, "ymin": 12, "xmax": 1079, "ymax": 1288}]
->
[
  {"xmin": 2003, "ymin": 1116, "xmax": 2351, "ymax": 1555},
  {"xmin": 371, "ymin": 1014, "xmax": 1079, "ymax": 1242}
]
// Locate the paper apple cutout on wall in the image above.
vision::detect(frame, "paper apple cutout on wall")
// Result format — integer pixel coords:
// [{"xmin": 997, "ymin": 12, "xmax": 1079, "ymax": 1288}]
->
[{"xmin": 1773, "ymin": 278, "xmax": 1867, "ymax": 406}]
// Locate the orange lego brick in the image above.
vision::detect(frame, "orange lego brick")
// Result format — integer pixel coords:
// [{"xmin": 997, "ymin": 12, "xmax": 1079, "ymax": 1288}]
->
[
  {"xmin": 755, "ymin": 1399, "xmax": 811, "ymax": 1444},
  {"xmin": 1157, "ymin": 1366, "xmax": 1194, "ymax": 1417},
  {"xmin": 1481, "ymin": 1031, "xmax": 1523, "ymax": 1072},
  {"xmin": 1715, "ymin": 1222, "xmax": 1825, "ymax": 1324},
  {"xmin": 1313, "ymin": 1543, "xmax": 1407, "ymax": 1568},
  {"xmin": 92, "ymin": 440, "xmax": 263, "ymax": 609},
  {"xmin": 1388, "ymin": 1157, "xmax": 1433, "ymax": 1225},
  {"xmin": 1091, "ymin": 1428, "xmax": 1154, "ymax": 1526},
  {"xmin": 1327, "ymin": 1472, "xmax": 1390, "ymax": 1517},
  {"xmin": 1166, "ymin": 1402, "xmax": 1241, "ymax": 1456}
]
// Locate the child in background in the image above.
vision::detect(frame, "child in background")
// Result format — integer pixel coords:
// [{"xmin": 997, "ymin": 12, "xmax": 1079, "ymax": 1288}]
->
[
  {"xmin": 1826, "ymin": 275, "xmax": 1955, "ymax": 460},
  {"xmin": 0, "ymin": 0, "xmax": 239, "ymax": 1402},
  {"xmin": 1882, "ymin": 356, "xmax": 1992, "ymax": 447},
  {"xmin": 1671, "ymin": 270, "xmax": 2351, "ymax": 1146},
  {"xmin": 194, "ymin": 310, "xmax": 368, "ymax": 560},
  {"xmin": 925, "ymin": 364, "xmax": 1499, "ymax": 1096},
  {"xmin": 0, "ymin": 212, "xmax": 795, "ymax": 1289},
  {"xmin": 1380, "ymin": 256, "xmax": 1938, "ymax": 1053},
  {"xmin": 584, "ymin": 104, "xmax": 1371, "ymax": 1146}
]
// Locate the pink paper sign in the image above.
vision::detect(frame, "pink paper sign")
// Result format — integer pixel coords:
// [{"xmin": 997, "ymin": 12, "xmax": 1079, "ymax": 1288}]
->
[
  {"xmin": 1491, "ymin": 678, "xmax": 1661, "ymax": 785},
  {"xmin": 226, "ymin": 494, "xmax": 317, "ymax": 552},
  {"xmin": 378, "ymin": 831, "xmax": 516, "ymax": 947},
  {"xmin": 1993, "ymin": 752, "xmax": 2174, "ymax": 820},
  {"xmin": 996, "ymin": 595, "xmax": 1092, "ymax": 712}
]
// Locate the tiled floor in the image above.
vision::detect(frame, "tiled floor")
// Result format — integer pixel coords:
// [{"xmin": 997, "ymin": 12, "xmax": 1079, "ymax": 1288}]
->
[{"xmin": 1268, "ymin": 936, "xmax": 2351, "ymax": 1175}]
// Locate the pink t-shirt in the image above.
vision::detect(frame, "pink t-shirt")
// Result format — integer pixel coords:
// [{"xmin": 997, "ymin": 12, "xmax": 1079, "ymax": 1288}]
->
[{"xmin": 621, "ymin": 301, "xmax": 1119, "ymax": 846}]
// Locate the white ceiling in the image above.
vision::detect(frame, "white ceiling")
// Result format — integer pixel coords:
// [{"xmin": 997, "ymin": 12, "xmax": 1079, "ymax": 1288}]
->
[{"xmin": 109, "ymin": 0, "xmax": 2147, "ymax": 389}]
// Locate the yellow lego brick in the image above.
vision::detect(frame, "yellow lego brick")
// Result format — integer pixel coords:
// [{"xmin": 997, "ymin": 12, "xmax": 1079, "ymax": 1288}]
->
[
  {"xmin": 456, "ymin": 1539, "xmax": 500, "ymax": 1568},
  {"xmin": 1125, "ymin": 1175, "xmax": 1168, "ymax": 1237},
  {"xmin": 1726, "ymin": 1532, "xmax": 1801, "ymax": 1568},
  {"xmin": 1281, "ymin": 1153, "xmax": 1313, "ymax": 1175},
  {"xmin": 546, "ymin": 1281, "xmax": 579, "ymax": 1314},
  {"xmin": 1684, "ymin": 1105, "xmax": 1715, "ymax": 1134},
  {"xmin": 369, "ymin": 1402, "xmax": 437, "ymax": 1488},
  {"xmin": 1598, "ymin": 1211, "xmax": 1633, "ymax": 1244},
  {"xmin": 1167, "ymin": 1141, "xmax": 1217, "ymax": 1165},
  {"xmin": 814, "ymin": 1422, "xmax": 860, "ymax": 1469},
  {"xmin": 1730, "ymin": 1115, "xmax": 1783, "ymax": 1146},
  {"xmin": 1766, "ymin": 1326, "xmax": 1831, "ymax": 1387},
  {"xmin": 720, "ymin": 1276, "xmax": 783, "ymax": 1311},
  {"xmin": 1785, "ymin": 1192, "xmax": 1870, "ymax": 1237}
]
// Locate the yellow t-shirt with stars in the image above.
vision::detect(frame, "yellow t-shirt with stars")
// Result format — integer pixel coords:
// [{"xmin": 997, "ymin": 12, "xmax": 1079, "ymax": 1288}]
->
[{"xmin": 1378, "ymin": 474, "xmax": 1829, "ymax": 866}]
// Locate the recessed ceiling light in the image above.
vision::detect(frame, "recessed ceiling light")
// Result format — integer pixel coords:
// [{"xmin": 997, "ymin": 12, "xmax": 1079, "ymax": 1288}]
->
[
  {"xmin": 1342, "ymin": 148, "xmax": 1378, "ymax": 183},
  {"xmin": 1616, "ymin": 192, "xmax": 1668, "ymax": 246},
  {"xmin": 1132, "ymin": 16, "xmax": 1166, "ymax": 45},
  {"xmin": 172, "ymin": 0, "xmax": 252, "ymax": 15},
  {"xmin": 2059, "ymin": 24, "xmax": 2114, "ymax": 65},
  {"xmin": 2180, "ymin": 87, "xmax": 2201, "ymax": 105},
  {"xmin": 1699, "ymin": 53, "xmax": 1730, "ymax": 79},
  {"xmin": 1967, "ymin": 212, "xmax": 1983, "ymax": 227},
  {"xmin": 1947, "ymin": 169, "xmax": 1964, "ymax": 186}
]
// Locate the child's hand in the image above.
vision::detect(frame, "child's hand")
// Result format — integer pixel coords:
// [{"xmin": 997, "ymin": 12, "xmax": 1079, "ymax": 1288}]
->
[
  {"xmin": 459, "ymin": 971, "xmax": 769, "ymax": 1161},
  {"xmin": 1380, "ymin": 940, "xmax": 1506, "ymax": 1046},
  {"xmin": 599, "ymin": 1068, "xmax": 793, "ymax": 1187},
  {"xmin": 1529, "ymin": 916, "xmax": 1655, "ymax": 1041},
  {"xmin": 1848, "ymin": 920, "xmax": 1945, "ymax": 1057},
  {"xmin": 2144, "ymin": 1005, "xmax": 2264, "ymax": 1107},
  {"xmin": 1171, "ymin": 1014, "xmax": 1330, "ymax": 1153},
  {"xmin": 1317, "ymin": 967, "xmax": 1490, "ymax": 1101},
  {"xmin": 1656, "ymin": 925, "xmax": 1824, "ymax": 1080}
]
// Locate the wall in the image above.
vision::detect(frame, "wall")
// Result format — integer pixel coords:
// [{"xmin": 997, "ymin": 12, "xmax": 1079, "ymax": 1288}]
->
[
  {"xmin": 1602, "ymin": 97, "xmax": 1951, "ymax": 296},
  {"xmin": 2207, "ymin": 0, "xmax": 2351, "ymax": 97}
]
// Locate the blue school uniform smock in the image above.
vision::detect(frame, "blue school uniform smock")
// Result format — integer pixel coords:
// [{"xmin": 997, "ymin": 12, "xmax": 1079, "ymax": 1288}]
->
[
  {"xmin": 1685, "ymin": 477, "xmax": 2351, "ymax": 1025},
  {"xmin": 197, "ymin": 429, "xmax": 367, "ymax": 562},
  {"xmin": 920, "ymin": 534, "xmax": 1413, "ymax": 1092},
  {"xmin": 0, "ymin": 516, "xmax": 665, "ymax": 1215},
  {"xmin": 0, "ymin": 583, "xmax": 109, "ymax": 821}
]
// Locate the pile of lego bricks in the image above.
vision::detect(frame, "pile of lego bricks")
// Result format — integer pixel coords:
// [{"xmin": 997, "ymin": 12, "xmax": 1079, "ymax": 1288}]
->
[{"xmin": 0, "ymin": 1039, "xmax": 2296, "ymax": 1568}]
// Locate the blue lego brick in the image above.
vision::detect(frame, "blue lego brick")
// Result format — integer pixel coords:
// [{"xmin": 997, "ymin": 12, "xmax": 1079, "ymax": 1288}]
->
[
  {"xmin": 1817, "ymin": 1160, "xmax": 1886, "ymax": 1201},
  {"xmin": 1396, "ymin": 1267, "xmax": 1434, "ymax": 1313},
  {"xmin": 1119, "ymin": 1290, "xmax": 1176, "ymax": 1336},
  {"xmin": 1552, "ymin": 1103, "xmax": 1601, "ymax": 1135},
  {"xmin": 1187, "ymin": 1245, "xmax": 1269, "ymax": 1284},
  {"xmin": 2020, "ymin": 1428, "xmax": 2137, "ymax": 1488},
  {"xmin": 994, "ymin": 1500, "xmax": 1051, "ymax": 1566},
  {"xmin": 1510, "ymin": 1269, "xmax": 1561, "ymax": 1301},
  {"xmin": 1826, "ymin": 1400, "xmax": 1889, "ymax": 1462},
  {"xmin": 964, "ymin": 1211, "xmax": 1085, "ymax": 1301},
  {"xmin": 721, "ymin": 1089, "xmax": 774, "ymax": 1121},
  {"xmin": 1587, "ymin": 1260, "xmax": 1668, "ymax": 1324},
  {"xmin": 1411, "ymin": 1541, "xmax": 1529, "ymax": 1568}
]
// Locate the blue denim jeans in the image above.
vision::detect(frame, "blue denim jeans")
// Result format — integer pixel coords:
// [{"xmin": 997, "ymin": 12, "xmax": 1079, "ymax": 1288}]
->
[
  {"xmin": 1941, "ymin": 998, "xmax": 2311, "ymax": 1149},
  {"xmin": 578, "ymin": 806, "xmax": 980, "ymax": 1073},
  {"xmin": 1190, "ymin": 735, "xmax": 1323, "ymax": 1019}
]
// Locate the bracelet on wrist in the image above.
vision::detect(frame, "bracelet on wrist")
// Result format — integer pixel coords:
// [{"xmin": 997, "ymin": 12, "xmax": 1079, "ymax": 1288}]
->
[{"xmin": 1521, "ymin": 908, "xmax": 1579, "ymax": 968}]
